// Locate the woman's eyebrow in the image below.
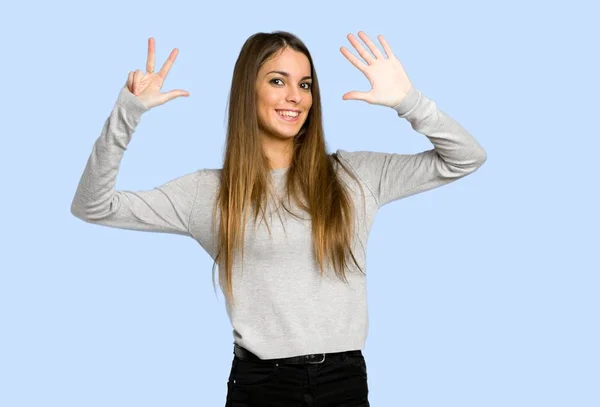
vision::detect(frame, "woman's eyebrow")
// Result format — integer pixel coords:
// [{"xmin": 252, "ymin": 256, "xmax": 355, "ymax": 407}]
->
[{"xmin": 266, "ymin": 70, "xmax": 312, "ymax": 80}]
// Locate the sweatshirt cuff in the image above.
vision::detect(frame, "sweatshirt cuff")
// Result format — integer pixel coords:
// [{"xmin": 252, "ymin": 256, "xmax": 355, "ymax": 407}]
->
[
  {"xmin": 392, "ymin": 85, "xmax": 421, "ymax": 117},
  {"xmin": 116, "ymin": 86, "xmax": 150, "ymax": 119}
]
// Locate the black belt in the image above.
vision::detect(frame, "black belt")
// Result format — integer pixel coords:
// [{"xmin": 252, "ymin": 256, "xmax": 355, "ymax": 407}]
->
[{"xmin": 233, "ymin": 343, "xmax": 362, "ymax": 365}]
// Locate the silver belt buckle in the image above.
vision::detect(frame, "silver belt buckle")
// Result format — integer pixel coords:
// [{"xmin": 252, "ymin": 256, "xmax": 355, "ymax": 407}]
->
[{"xmin": 305, "ymin": 353, "xmax": 326, "ymax": 364}]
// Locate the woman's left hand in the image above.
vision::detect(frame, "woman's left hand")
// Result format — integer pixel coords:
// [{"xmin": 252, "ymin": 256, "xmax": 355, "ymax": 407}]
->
[{"xmin": 341, "ymin": 31, "xmax": 413, "ymax": 108}]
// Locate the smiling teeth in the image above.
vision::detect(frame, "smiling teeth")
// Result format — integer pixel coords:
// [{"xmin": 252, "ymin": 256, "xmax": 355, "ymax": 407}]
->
[{"xmin": 278, "ymin": 111, "xmax": 299, "ymax": 117}]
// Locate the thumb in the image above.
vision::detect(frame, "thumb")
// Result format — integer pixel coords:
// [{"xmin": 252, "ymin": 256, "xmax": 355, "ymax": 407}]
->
[
  {"xmin": 159, "ymin": 89, "xmax": 190, "ymax": 105},
  {"xmin": 342, "ymin": 91, "xmax": 370, "ymax": 103}
]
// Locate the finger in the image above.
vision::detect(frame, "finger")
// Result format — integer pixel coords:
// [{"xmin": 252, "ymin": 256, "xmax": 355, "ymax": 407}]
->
[
  {"xmin": 158, "ymin": 89, "xmax": 190, "ymax": 105},
  {"xmin": 342, "ymin": 91, "xmax": 371, "ymax": 103},
  {"xmin": 132, "ymin": 69, "xmax": 143, "ymax": 94},
  {"xmin": 378, "ymin": 34, "xmax": 395, "ymax": 59},
  {"xmin": 347, "ymin": 33, "xmax": 375, "ymax": 64},
  {"xmin": 357, "ymin": 31, "xmax": 385, "ymax": 60},
  {"xmin": 340, "ymin": 46, "xmax": 367, "ymax": 74},
  {"xmin": 127, "ymin": 71, "xmax": 134, "ymax": 91},
  {"xmin": 158, "ymin": 48, "xmax": 179, "ymax": 80},
  {"xmin": 146, "ymin": 37, "xmax": 155, "ymax": 73}
]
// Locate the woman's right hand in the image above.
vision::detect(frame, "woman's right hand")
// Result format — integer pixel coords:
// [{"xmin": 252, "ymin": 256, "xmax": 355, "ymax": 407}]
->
[{"xmin": 125, "ymin": 37, "xmax": 190, "ymax": 110}]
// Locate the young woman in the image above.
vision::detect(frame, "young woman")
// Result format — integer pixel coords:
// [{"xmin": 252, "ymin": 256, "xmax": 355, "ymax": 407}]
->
[{"xmin": 71, "ymin": 30, "xmax": 486, "ymax": 406}]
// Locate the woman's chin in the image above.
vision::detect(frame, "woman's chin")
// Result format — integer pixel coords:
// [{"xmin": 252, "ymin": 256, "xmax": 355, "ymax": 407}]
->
[{"xmin": 273, "ymin": 125, "xmax": 302, "ymax": 138}]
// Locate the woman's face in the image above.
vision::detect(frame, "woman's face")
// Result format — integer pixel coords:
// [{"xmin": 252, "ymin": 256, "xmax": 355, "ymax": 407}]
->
[{"xmin": 255, "ymin": 47, "xmax": 313, "ymax": 142}]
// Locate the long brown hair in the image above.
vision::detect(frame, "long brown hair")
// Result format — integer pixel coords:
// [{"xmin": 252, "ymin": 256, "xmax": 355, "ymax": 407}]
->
[{"xmin": 211, "ymin": 31, "xmax": 366, "ymax": 307}]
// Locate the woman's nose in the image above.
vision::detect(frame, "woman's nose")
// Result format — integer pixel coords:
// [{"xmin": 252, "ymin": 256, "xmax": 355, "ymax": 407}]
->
[{"xmin": 286, "ymin": 88, "xmax": 302, "ymax": 103}]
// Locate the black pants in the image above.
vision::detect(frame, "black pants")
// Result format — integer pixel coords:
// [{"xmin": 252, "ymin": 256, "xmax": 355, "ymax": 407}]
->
[{"xmin": 225, "ymin": 346, "xmax": 370, "ymax": 406}]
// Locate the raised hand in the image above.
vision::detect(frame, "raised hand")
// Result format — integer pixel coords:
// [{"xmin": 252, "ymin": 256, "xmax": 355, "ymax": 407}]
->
[
  {"xmin": 340, "ymin": 31, "xmax": 413, "ymax": 108},
  {"xmin": 126, "ymin": 37, "xmax": 190, "ymax": 109}
]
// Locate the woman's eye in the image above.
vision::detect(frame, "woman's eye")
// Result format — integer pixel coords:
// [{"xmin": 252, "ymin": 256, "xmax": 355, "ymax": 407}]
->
[{"xmin": 270, "ymin": 78, "xmax": 312, "ymax": 90}]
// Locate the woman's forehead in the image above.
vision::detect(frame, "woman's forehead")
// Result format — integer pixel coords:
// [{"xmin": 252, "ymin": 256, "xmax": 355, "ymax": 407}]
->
[{"xmin": 261, "ymin": 48, "xmax": 311, "ymax": 77}]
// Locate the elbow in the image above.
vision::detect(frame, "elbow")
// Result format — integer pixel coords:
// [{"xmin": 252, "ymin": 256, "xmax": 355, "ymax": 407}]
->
[
  {"xmin": 474, "ymin": 148, "xmax": 487, "ymax": 170},
  {"xmin": 70, "ymin": 194, "xmax": 95, "ymax": 222},
  {"xmin": 465, "ymin": 149, "xmax": 487, "ymax": 177},
  {"xmin": 70, "ymin": 199, "xmax": 87, "ymax": 221},
  {"xmin": 70, "ymin": 192, "xmax": 118, "ymax": 222},
  {"xmin": 444, "ymin": 148, "xmax": 487, "ymax": 178},
  {"xmin": 476, "ymin": 147, "xmax": 487, "ymax": 166},
  {"xmin": 464, "ymin": 146, "xmax": 488, "ymax": 173}
]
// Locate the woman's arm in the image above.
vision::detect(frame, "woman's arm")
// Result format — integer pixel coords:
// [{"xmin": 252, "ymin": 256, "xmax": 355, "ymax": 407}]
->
[
  {"xmin": 70, "ymin": 86, "xmax": 200, "ymax": 237},
  {"xmin": 337, "ymin": 32, "xmax": 486, "ymax": 208},
  {"xmin": 336, "ymin": 86, "xmax": 487, "ymax": 208}
]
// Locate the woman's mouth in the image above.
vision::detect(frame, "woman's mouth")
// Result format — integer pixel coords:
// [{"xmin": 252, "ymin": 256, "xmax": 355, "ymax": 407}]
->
[{"xmin": 275, "ymin": 109, "xmax": 300, "ymax": 122}]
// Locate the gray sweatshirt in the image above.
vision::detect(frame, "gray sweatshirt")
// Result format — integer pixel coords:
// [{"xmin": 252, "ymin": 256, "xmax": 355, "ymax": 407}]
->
[{"xmin": 71, "ymin": 85, "xmax": 487, "ymax": 359}]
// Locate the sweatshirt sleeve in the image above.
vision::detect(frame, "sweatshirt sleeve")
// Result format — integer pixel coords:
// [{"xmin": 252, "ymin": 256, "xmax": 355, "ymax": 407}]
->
[
  {"xmin": 335, "ymin": 86, "xmax": 487, "ymax": 208},
  {"xmin": 70, "ymin": 86, "xmax": 200, "ymax": 237}
]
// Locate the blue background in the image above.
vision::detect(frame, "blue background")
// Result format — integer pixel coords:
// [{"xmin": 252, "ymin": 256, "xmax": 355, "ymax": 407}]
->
[{"xmin": 2, "ymin": 0, "xmax": 598, "ymax": 406}]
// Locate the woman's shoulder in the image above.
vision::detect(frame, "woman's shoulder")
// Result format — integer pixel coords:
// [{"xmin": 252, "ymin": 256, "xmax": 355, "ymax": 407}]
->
[
  {"xmin": 330, "ymin": 149, "xmax": 373, "ymax": 178},
  {"xmin": 194, "ymin": 168, "xmax": 223, "ymax": 185},
  {"xmin": 329, "ymin": 149, "xmax": 381, "ymax": 200},
  {"xmin": 331, "ymin": 149, "xmax": 381, "ymax": 169}
]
